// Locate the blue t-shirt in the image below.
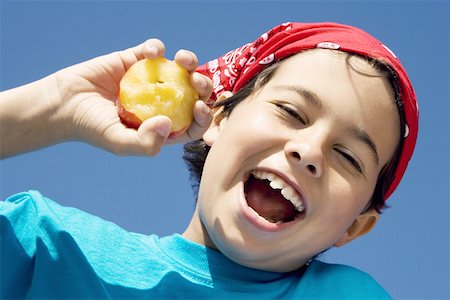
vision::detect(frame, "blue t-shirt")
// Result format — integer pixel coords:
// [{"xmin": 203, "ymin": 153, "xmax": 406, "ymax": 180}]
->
[{"xmin": 1, "ymin": 191, "xmax": 391, "ymax": 299}]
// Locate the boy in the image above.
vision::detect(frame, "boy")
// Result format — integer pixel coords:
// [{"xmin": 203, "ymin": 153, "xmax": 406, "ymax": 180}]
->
[{"xmin": 0, "ymin": 22, "xmax": 418, "ymax": 298}]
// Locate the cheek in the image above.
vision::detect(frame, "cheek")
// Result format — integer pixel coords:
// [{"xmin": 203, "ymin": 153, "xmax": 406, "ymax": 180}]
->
[
  {"xmin": 311, "ymin": 203, "xmax": 359, "ymax": 245},
  {"xmin": 226, "ymin": 108, "xmax": 285, "ymax": 151},
  {"xmin": 317, "ymin": 177, "xmax": 372, "ymax": 226}
]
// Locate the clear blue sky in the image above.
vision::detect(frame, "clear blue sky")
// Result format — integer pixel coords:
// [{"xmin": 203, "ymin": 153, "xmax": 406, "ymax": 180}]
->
[{"xmin": 1, "ymin": 1, "xmax": 449, "ymax": 299}]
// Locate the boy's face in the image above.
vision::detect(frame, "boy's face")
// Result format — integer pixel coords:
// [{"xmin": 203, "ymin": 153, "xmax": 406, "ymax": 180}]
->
[{"xmin": 183, "ymin": 49, "xmax": 400, "ymax": 272}]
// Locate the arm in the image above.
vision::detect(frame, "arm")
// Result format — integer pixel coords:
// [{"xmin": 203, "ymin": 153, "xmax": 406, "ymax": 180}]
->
[
  {"xmin": 0, "ymin": 75, "xmax": 64, "ymax": 157},
  {"xmin": 0, "ymin": 39, "xmax": 213, "ymax": 158}
]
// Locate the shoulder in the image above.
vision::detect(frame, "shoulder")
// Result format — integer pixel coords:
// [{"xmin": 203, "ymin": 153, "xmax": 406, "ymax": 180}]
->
[
  {"xmin": 1, "ymin": 190, "xmax": 63, "ymax": 250},
  {"xmin": 1, "ymin": 189, "xmax": 162, "ymax": 261},
  {"xmin": 1, "ymin": 190, "xmax": 152, "ymax": 263},
  {"xmin": 2, "ymin": 190, "xmax": 77, "ymax": 221},
  {"xmin": 2, "ymin": 190, "xmax": 48, "ymax": 214},
  {"xmin": 1, "ymin": 190, "xmax": 109, "ymax": 236},
  {"xmin": 300, "ymin": 260, "xmax": 392, "ymax": 299},
  {"xmin": 1, "ymin": 191, "xmax": 168, "ymax": 297},
  {"xmin": 1, "ymin": 191, "xmax": 162, "ymax": 275}
]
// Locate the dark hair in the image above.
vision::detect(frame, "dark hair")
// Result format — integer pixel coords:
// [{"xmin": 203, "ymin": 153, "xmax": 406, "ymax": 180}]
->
[
  {"xmin": 183, "ymin": 52, "xmax": 405, "ymax": 214},
  {"xmin": 356, "ymin": 55, "xmax": 405, "ymax": 213}
]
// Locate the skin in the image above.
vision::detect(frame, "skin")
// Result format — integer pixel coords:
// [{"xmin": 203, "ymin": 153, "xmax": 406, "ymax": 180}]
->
[
  {"xmin": 0, "ymin": 38, "xmax": 398, "ymax": 273},
  {"xmin": 183, "ymin": 49, "xmax": 400, "ymax": 272},
  {"xmin": 0, "ymin": 39, "xmax": 213, "ymax": 158}
]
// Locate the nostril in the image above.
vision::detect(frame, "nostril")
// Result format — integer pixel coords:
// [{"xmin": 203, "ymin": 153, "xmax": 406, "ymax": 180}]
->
[
  {"xmin": 292, "ymin": 152, "xmax": 301, "ymax": 160},
  {"xmin": 307, "ymin": 165, "xmax": 316, "ymax": 174}
]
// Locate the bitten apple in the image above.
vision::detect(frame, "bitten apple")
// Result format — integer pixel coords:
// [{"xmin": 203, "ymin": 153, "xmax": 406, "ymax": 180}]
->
[{"xmin": 117, "ymin": 57, "xmax": 199, "ymax": 138}]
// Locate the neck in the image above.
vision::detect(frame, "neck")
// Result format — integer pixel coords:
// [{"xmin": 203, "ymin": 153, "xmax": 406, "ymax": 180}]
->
[{"xmin": 182, "ymin": 208, "xmax": 217, "ymax": 249}]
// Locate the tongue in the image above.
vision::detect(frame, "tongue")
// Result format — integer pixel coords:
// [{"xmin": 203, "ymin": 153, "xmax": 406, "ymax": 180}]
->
[{"xmin": 244, "ymin": 175, "xmax": 297, "ymax": 223}]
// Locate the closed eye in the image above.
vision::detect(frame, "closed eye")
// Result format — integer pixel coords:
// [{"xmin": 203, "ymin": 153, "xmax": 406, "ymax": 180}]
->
[
  {"xmin": 335, "ymin": 148, "xmax": 363, "ymax": 174},
  {"xmin": 275, "ymin": 103, "xmax": 307, "ymax": 125}
]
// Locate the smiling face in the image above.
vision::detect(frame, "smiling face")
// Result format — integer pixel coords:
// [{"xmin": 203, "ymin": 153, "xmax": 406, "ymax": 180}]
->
[{"xmin": 183, "ymin": 49, "xmax": 400, "ymax": 272}]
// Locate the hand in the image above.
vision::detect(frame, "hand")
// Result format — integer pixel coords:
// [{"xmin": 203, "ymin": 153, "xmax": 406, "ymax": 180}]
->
[{"xmin": 52, "ymin": 39, "xmax": 213, "ymax": 156}]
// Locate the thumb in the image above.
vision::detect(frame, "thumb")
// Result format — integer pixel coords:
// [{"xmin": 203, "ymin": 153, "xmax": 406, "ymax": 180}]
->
[{"xmin": 104, "ymin": 116, "xmax": 172, "ymax": 156}]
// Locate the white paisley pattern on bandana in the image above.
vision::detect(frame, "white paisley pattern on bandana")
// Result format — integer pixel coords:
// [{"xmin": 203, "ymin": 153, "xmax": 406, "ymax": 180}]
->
[
  {"xmin": 196, "ymin": 21, "xmax": 418, "ymax": 201},
  {"xmin": 204, "ymin": 22, "xmax": 293, "ymax": 100}
]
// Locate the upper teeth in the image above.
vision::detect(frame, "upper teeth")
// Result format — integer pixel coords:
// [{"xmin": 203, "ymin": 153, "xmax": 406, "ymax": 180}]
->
[{"xmin": 251, "ymin": 170, "xmax": 305, "ymax": 212}]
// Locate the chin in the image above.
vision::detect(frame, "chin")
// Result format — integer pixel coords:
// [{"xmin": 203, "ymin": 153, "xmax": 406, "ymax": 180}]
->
[{"xmin": 207, "ymin": 226, "xmax": 308, "ymax": 273}]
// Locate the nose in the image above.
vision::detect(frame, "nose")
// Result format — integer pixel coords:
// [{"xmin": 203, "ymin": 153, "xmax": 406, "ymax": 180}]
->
[{"xmin": 284, "ymin": 137, "xmax": 324, "ymax": 178}]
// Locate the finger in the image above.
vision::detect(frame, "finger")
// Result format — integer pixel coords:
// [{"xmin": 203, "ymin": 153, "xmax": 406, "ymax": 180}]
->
[
  {"xmin": 174, "ymin": 49, "xmax": 198, "ymax": 72},
  {"xmin": 137, "ymin": 116, "xmax": 172, "ymax": 155},
  {"xmin": 141, "ymin": 38, "xmax": 166, "ymax": 59},
  {"xmin": 191, "ymin": 72, "xmax": 213, "ymax": 101},
  {"xmin": 117, "ymin": 39, "xmax": 166, "ymax": 71},
  {"xmin": 103, "ymin": 116, "xmax": 172, "ymax": 157},
  {"xmin": 186, "ymin": 100, "xmax": 213, "ymax": 140}
]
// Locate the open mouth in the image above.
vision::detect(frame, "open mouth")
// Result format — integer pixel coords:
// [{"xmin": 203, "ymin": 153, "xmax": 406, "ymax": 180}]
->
[{"xmin": 244, "ymin": 170, "xmax": 305, "ymax": 224}]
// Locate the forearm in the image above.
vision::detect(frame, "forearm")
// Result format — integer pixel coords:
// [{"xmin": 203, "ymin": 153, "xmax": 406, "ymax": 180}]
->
[
  {"xmin": 0, "ymin": 75, "xmax": 66, "ymax": 158},
  {"xmin": 0, "ymin": 40, "xmax": 213, "ymax": 158}
]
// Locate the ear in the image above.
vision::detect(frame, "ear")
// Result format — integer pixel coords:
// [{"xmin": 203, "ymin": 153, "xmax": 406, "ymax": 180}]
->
[
  {"xmin": 203, "ymin": 91, "xmax": 233, "ymax": 146},
  {"xmin": 334, "ymin": 209, "xmax": 380, "ymax": 247}
]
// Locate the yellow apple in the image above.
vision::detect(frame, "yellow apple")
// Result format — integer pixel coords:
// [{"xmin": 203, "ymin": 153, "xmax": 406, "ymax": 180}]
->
[{"xmin": 117, "ymin": 57, "xmax": 199, "ymax": 138}]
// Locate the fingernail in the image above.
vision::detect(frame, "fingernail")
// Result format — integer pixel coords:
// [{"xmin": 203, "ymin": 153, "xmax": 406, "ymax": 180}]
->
[
  {"xmin": 200, "ymin": 76, "xmax": 208, "ymax": 90},
  {"xmin": 148, "ymin": 45, "xmax": 159, "ymax": 56},
  {"xmin": 185, "ymin": 53, "xmax": 194, "ymax": 66},
  {"xmin": 203, "ymin": 104, "xmax": 211, "ymax": 115},
  {"xmin": 155, "ymin": 120, "xmax": 171, "ymax": 138}
]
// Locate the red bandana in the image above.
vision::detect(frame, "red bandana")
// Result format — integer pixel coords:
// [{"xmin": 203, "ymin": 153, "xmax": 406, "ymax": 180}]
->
[{"xmin": 196, "ymin": 22, "xmax": 418, "ymax": 200}]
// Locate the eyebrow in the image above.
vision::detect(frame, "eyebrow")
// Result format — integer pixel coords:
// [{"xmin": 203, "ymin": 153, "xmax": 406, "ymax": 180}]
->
[
  {"xmin": 272, "ymin": 84, "xmax": 379, "ymax": 166},
  {"xmin": 273, "ymin": 85, "xmax": 323, "ymax": 109},
  {"xmin": 349, "ymin": 127, "xmax": 379, "ymax": 166}
]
